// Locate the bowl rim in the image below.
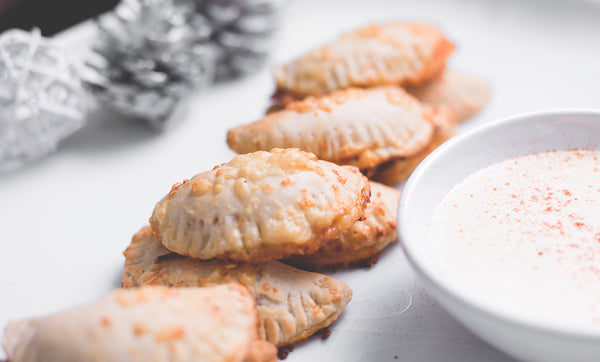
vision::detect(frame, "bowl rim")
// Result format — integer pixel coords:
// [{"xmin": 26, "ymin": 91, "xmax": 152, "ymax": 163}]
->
[{"xmin": 399, "ymin": 108, "xmax": 600, "ymax": 341}]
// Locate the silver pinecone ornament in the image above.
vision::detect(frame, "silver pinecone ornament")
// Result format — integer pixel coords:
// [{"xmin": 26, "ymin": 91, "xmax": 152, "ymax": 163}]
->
[
  {"xmin": 86, "ymin": 0, "xmax": 286, "ymax": 130},
  {"xmin": 86, "ymin": 0, "xmax": 218, "ymax": 130},
  {"xmin": 0, "ymin": 29, "xmax": 88, "ymax": 171},
  {"xmin": 201, "ymin": 0, "xmax": 288, "ymax": 80}
]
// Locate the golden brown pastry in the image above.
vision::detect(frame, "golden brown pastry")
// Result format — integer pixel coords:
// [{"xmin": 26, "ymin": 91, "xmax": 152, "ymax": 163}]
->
[
  {"xmin": 122, "ymin": 226, "xmax": 353, "ymax": 347},
  {"xmin": 2, "ymin": 285, "xmax": 277, "ymax": 362},
  {"xmin": 227, "ymin": 87, "xmax": 435, "ymax": 172},
  {"xmin": 285, "ymin": 182, "xmax": 401, "ymax": 269},
  {"xmin": 372, "ymin": 109, "xmax": 457, "ymax": 185},
  {"xmin": 274, "ymin": 22, "xmax": 454, "ymax": 98},
  {"xmin": 150, "ymin": 148, "xmax": 370, "ymax": 263},
  {"xmin": 406, "ymin": 69, "xmax": 491, "ymax": 123}
]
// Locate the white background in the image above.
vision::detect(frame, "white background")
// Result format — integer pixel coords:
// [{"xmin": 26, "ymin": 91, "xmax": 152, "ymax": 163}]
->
[{"xmin": 2, "ymin": 0, "xmax": 600, "ymax": 360}]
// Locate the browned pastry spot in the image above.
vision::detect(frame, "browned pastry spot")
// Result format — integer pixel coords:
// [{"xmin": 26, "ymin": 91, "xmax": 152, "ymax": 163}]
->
[{"xmin": 277, "ymin": 345, "xmax": 295, "ymax": 360}]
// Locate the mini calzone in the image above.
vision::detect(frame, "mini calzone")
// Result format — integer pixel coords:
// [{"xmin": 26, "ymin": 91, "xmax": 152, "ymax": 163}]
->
[
  {"xmin": 274, "ymin": 22, "xmax": 454, "ymax": 97},
  {"xmin": 227, "ymin": 87, "xmax": 435, "ymax": 172},
  {"xmin": 2, "ymin": 285, "xmax": 277, "ymax": 362},
  {"xmin": 122, "ymin": 226, "xmax": 353, "ymax": 347},
  {"xmin": 150, "ymin": 148, "xmax": 370, "ymax": 263}
]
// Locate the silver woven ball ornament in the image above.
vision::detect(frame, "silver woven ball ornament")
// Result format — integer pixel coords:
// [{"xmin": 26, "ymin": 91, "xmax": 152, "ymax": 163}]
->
[{"xmin": 0, "ymin": 28, "xmax": 88, "ymax": 171}]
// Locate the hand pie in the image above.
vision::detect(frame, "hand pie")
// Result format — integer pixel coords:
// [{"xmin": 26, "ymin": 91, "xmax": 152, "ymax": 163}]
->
[
  {"xmin": 406, "ymin": 69, "xmax": 491, "ymax": 123},
  {"xmin": 285, "ymin": 182, "xmax": 401, "ymax": 269},
  {"xmin": 372, "ymin": 109, "xmax": 457, "ymax": 185},
  {"xmin": 2, "ymin": 285, "xmax": 277, "ymax": 362},
  {"xmin": 122, "ymin": 226, "xmax": 353, "ymax": 347},
  {"xmin": 274, "ymin": 22, "xmax": 454, "ymax": 97},
  {"xmin": 150, "ymin": 148, "xmax": 370, "ymax": 263},
  {"xmin": 227, "ymin": 87, "xmax": 434, "ymax": 171}
]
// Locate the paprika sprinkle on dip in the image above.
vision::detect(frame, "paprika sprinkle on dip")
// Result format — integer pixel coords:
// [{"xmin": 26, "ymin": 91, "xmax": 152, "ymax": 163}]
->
[{"xmin": 428, "ymin": 149, "xmax": 600, "ymax": 328}]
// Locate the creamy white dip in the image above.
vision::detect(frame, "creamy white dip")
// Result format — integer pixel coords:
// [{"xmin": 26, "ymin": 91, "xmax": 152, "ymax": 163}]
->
[{"xmin": 429, "ymin": 149, "xmax": 600, "ymax": 328}]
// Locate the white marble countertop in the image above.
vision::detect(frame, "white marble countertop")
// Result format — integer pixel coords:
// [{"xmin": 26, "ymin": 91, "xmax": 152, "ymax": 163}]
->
[{"xmin": 2, "ymin": 0, "xmax": 600, "ymax": 360}]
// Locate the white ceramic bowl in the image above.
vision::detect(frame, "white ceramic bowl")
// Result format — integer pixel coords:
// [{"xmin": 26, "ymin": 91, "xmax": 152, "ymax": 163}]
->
[{"xmin": 399, "ymin": 110, "xmax": 600, "ymax": 362}]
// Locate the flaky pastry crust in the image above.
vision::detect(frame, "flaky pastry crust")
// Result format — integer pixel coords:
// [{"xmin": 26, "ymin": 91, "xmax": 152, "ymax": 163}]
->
[
  {"xmin": 122, "ymin": 226, "xmax": 353, "ymax": 347},
  {"xmin": 2, "ymin": 285, "xmax": 277, "ymax": 362},
  {"xmin": 228, "ymin": 87, "xmax": 434, "ymax": 171},
  {"xmin": 150, "ymin": 148, "xmax": 370, "ymax": 263},
  {"xmin": 274, "ymin": 22, "xmax": 454, "ymax": 97}
]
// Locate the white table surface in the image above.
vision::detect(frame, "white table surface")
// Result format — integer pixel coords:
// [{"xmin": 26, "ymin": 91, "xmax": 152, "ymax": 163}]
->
[{"xmin": 2, "ymin": 0, "xmax": 600, "ymax": 360}]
